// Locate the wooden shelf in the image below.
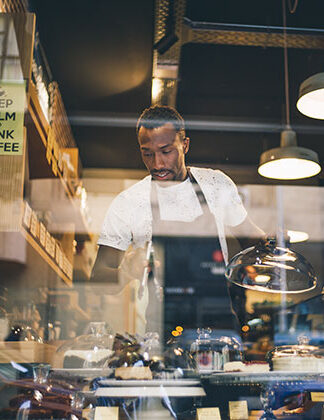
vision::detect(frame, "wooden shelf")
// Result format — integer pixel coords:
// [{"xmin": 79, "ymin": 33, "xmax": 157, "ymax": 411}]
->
[
  {"xmin": 21, "ymin": 225, "xmax": 72, "ymax": 287},
  {"xmin": 47, "ymin": 290, "xmax": 90, "ymax": 321},
  {"xmin": 26, "ymin": 81, "xmax": 92, "ymax": 241}
]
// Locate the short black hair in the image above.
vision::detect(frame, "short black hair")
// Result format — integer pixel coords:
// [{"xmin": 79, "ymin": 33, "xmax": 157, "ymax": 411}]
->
[{"xmin": 136, "ymin": 105, "xmax": 185, "ymax": 138}]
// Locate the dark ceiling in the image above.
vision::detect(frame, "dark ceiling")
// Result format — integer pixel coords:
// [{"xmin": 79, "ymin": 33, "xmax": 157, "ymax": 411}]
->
[{"xmin": 28, "ymin": 0, "xmax": 324, "ymax": 185}]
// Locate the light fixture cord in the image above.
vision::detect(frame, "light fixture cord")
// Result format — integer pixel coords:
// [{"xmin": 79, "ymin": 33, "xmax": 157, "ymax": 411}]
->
[
  {"xmin": 282, "ymin": 0, "xmax": 291, "ymax": 129},
  {"xmin": 288, "ymin": 0, "xmax": 299, "ymax": 14}
]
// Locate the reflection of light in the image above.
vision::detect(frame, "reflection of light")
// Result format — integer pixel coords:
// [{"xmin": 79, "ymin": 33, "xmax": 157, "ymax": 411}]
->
[
  {"xmin": 10, "ymin": 361, "xmax": 28, "ymax": 373},
  {"xmin": 266, "ymin": 253, "xmax": 296, "ymax": 262},
  {"xmin": 254, "ymin": 275, "xmax": 271, "ymax": 283},
  {"xmin": 287, "ymin": 230, "xmax": 309, "ymax": 243},
  {"xmin": 262, "ymin": 261, "xmax": 295, "ymax": 270},
  {"xmin": 248, "ymin": 318, "xmax": 262, "ymax": 327},
  {"xmin": 152, "ymin": 78, "xmax": 163, "ymax": 102}
]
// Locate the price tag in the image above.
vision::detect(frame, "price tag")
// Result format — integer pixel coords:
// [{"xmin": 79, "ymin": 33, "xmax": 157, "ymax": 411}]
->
[
  {"xmin": 30, "ymin": 211, "xmax": 39, "ymax": 238},
  {"xmin": 67, "ymin": 259, "xmax": 73, "ymax": 279},
  {"xmin": 45, "ymin": 231, "xmax": 52, "ymax": 254},
  {"xmin": 39, "ymin": 222, "xmax": 46, "ymax": 247},
  {"xmin": 55, "ymin": 242, "xmax": 61, "ymax": 264},
  {"xmin": 53, "ymin": 138, "xmax": 59, "ymax": 160},
  {"xmin": 52, "ymin": 157, "xmax": 58, "ymax": 176},
  {"xmin": 229, "ymin": 401, "xmax": 248, "ymax": 419},
  {"xmin": 58, "ymin": 149, "xmax": 63, "ymax": 172},
  {"xmin": 49, "ymin": 236, "xmax": 56, "ymax": 258},
  {"xmin": 196, "ymin": 407, "xmax": 221, "ymax": 419},
  {"xmin": 94, "ymin": 407, "xmax": 119, "ymax": 420},
  {"xmin": 311, "ymin": 392, "xmax": 324, "ymax": 402},
  {"xmin": 58, "ymin": 248, "xmax": 64, "ymax": 269},
  {"xmin": 46, "ymin": 127, "xmax": 54, "ymax": 164},
  {"xmin": 23, "ymin": 201, "xmax": 32, "ymax": 228}
]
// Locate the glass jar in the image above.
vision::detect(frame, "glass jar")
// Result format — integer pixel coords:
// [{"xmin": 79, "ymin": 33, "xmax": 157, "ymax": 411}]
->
[{"xmin": 190, "ymin": 328, "xmax": 242, "ymax": 371}]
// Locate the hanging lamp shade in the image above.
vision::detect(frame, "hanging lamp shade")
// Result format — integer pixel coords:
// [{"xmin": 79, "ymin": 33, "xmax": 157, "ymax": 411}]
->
[
  {"xmin": 296, "ymin": 72, "xmax": 324, "ymax": 119},
  {"xmin": 258, "ymin": 130, "xmax": 321, "ymax": 180}
]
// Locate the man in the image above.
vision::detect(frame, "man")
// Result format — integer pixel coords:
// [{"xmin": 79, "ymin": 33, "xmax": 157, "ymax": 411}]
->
[{"xmin": 92, "ymin": 105, "xmax": 263, "ymax": 330}]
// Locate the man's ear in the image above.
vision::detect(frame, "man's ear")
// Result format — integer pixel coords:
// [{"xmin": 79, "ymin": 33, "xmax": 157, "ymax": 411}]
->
[{"xmin": 183, "ymin": 137, "xmax": 190, "ymax": 154}]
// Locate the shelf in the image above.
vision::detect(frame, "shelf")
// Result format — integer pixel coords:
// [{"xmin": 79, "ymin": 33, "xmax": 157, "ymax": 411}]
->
[
  {"xmin": 21, "ymin": 225, "xmax": 72, "ymax": 287},
  {"xmin": 47, "ymin": 290, "xmax": 90, "ymax": 321},
  {"xmin": 26, "ymin": 81, "xmax": 92, "ymax": 241},
  {"xmin": 207, "ymin": 371, "xmax": 321, "ymax": 386}
]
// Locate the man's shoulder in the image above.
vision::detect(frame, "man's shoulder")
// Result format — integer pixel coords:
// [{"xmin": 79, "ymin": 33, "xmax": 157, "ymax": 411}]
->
[
  {"xmin": 115, "ymin": 175, "xmax": 151, "ymax": 203},
  {"xmin": 190, "ymin": 166, "xmax": 233, "ymax": 184}
]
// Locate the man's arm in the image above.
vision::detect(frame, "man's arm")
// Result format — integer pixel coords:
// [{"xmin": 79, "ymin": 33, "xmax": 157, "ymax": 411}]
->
[
  {"xmin": 229, "ymin": 215, "xmax": 266, "ymax": 250},
  {"xmin": 91, "ymin": 245, "xmax": 127, "ymax": 294},
  {"xmin": 91, "ymin": 244, "xmax": 148, "ymax": 294}
]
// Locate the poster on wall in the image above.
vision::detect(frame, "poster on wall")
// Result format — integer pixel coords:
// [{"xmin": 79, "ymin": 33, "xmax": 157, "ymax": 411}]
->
[{"xmin": 0, "ymin": 80, "xmax": 26, "ymax": 155}]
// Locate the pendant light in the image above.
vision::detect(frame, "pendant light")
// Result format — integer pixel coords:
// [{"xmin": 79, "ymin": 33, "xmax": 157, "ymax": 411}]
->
[
  {"xmin": 258, "ymin": 0, "xmax": 321, "ymax": 180},
  {"xmin": 296, "ymin": 72, "xmax": 324, "ymax": 119}
]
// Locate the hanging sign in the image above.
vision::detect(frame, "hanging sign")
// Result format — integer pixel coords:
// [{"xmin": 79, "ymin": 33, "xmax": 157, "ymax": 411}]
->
[{"xmin": 0, "ymin": 80, "xmax": 26, "ymax": 155}]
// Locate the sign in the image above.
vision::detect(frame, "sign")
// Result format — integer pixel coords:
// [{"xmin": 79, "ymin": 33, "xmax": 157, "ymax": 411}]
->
[
  {"xmin": 311, "ymin": 392, "xmax": 324, "ymax": 402},
  {"xmin": 94, "ymin": 407, "xmax": 119, "ymax": 420},
  {"xmin": 196, "ymin": 407, "xmax": 221, "ymax": 419},
  {"xmin": 0, "ymin": 80, "xmax": 26, "ymax": 155},
  {"xmin": 229, "ymin": 401, "xmax": 249, "ymax": 419}
]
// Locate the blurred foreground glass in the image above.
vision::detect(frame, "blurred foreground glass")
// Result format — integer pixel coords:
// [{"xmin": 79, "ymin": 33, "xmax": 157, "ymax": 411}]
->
[{"xmin": 225, "ymin": 238, "xmax": 317, "ymax": 293}]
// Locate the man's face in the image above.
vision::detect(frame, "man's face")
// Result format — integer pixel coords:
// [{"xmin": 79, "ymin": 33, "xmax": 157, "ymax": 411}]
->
[{"xmin": 138, "ymin": 122, "xmax": 189, "ymax": 182}]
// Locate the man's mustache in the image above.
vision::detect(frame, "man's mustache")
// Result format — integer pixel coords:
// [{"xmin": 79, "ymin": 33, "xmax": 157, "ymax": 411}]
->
[{"xmin": 150, "ymin": 169, "xmax": 174, "ymax": 175}]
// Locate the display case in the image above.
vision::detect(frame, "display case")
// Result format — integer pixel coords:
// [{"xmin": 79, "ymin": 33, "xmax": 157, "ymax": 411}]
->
[{"xmin": 1, "ymin": 3, "xmax": 324, "ymax": 420}]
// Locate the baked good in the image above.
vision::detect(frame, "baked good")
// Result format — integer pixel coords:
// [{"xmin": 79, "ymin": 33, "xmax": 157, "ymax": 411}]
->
[
  {"xmin": 224, "ymin": 361, "xmax": 270, "ymax": 373},
  {"xmin": 115, "ymin": 366, "xmax": 153, "ymax": 380},
  {"xmin": 272, "ymin": 356, "xmax": 319, "ymax": 372},
  {"xmin": 63, "ymin": 349, "xmax": 113, "ymax": 368}
]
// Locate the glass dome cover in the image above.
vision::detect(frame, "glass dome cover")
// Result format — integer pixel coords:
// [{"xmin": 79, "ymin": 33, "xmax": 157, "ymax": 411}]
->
[
  {"xmin": 225, "ymin": 238, "xmax": 317, "ymax": 293},
  {"xmin": 266, "ymin": 336, "xmax": 324, "ymax": 361},
  {"xmin": 56, "ymin": 321, "xmax": 114, "ymax": 368}
]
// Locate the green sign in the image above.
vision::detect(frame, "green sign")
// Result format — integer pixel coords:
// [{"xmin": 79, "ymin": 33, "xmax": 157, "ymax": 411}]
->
[{"xmin": 0, "ymin": 80, "xmax": 26, "ymax": 155}]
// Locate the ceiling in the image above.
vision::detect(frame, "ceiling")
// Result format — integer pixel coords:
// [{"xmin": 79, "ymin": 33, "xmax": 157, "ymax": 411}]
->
[{"xmin": 28, "ymin": 0, "xmax": 324, "ymax": 185}]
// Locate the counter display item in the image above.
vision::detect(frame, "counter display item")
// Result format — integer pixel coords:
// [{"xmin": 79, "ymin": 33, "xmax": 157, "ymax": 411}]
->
[
  {"xmin": 190, "ymin": 328, "xmax": 242, "ymax": 372},
  {"xmin": 56, "ymin": 322, "xmax": 114, "ymax": 369},
  {"xmin": 267, "ymin": 335, "xmax": 324, "ymax": 372}
]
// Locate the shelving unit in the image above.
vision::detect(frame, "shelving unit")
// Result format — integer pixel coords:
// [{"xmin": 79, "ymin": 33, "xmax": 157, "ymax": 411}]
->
[{"xmin": 0, "ymin": 12, "xmax": 93, "ymax": 355}]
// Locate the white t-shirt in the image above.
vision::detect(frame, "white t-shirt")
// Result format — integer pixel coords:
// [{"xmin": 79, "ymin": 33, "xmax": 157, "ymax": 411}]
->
[{"xmin": 98, "ymin": 167, "xmax": 247, "ymax": 264}]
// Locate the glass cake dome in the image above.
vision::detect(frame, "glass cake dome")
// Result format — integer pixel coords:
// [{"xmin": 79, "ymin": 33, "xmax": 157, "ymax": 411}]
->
[
  {"xmin": 225, "ymin": 238, "xmax": 317, "ymax": 293},
  {"xmin": 266, "ymin": 336, "xmax": 324, "ymax": 372},
  {"xmin": 56, "ymin": 321, "xmax": 114, "ymax": 369}
]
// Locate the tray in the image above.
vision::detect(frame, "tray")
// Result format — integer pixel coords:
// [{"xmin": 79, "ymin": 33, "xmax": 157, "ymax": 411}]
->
[
  {"xmin": 52, "ymin": 367, "xmax": 113, "ymax": 378},
  {"xmin": 97, "ymin": 378, "xmax": 201, "ymax": 387},
  {"xmin": 95, "ymin": 386, "xmax": 206, "ymax": 398},
  {"xmin": 209, "ymin": 371, "xmax": 323, "ymax": 385}
]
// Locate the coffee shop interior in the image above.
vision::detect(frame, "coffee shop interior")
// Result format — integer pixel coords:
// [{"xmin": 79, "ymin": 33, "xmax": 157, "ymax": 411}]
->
[{"xmin": 1, "ymin": 0, "xmax": 324, "ymax": 418}]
